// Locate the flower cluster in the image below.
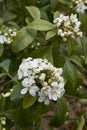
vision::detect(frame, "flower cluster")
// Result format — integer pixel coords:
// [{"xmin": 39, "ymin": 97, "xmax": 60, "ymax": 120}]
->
[
  {"xmin": 53, "ymin": 14, "xmax": 82, "ymax": 40},
  {"xmin": 0, "ymin": 28, "xmax": 17, "ymax": 44},
  {"xmin": 71, "ymin": 0, "xmax": 87, "ymax": 13},
  {"xmin": 18, "ymin": 57, "xmax": 65, "ymax": 105}
]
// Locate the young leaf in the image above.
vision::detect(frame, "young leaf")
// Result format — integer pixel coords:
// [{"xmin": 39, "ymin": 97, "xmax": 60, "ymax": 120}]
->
[
  {"xmin": 23, "ymin": 93, "xmax": 37, "ymax": 109},
  {"xmin": 26, "ymin": 6, "xmax": 41, "ymax": 20},
  {"xmin": 28, "ymin": 19, "xmax": 54, "ymax": 31},
  {"xmin": 12, "ymin": 27, "xmax": 37, "ymax": 52},
  {"xmin": 50, "ymin": 97, "xmax": 67, "ymax": 127}
]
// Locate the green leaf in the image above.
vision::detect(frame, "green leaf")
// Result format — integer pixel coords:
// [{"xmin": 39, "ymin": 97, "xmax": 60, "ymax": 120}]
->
[
  {"xmin": 77, "ymin": 116, "xmax": 85, "ymax": 130},
  {"xmin": 63, "ymin": 60, "xmax": 83, "ymax": 95},
  {"xmin": 50, "ymin": 97, "xmax": 67, "ymax": 127},
  {"xmin": 80, "ymin": 36, "xmax": 87, "ymax": 57},
  {"xmin": 0, "ymin": 59, "xmax": 11, "ymax": 73},
  {"xmin": 30, "ymin": 46, "xmax": 49, "ymax": 58},
  {"xmin": 67, "ymin": 38, "xmax": 77, "ymax": 56},
  {"xmin": 79, "ymin": 13, "xmax": 87, "ymax": 32},
  {"xmin": 52, "ymin": 39, "xmax": 65, "ymax": 67},
  {"xmin": 26, "ymin": 6, "xmax": 41, "ymax": 20},
  {"xmin": 11, "ymin": 84, "xmax": 23, "ymax": 101},
  {"xmin": 0, "ymin": 73, "xmax": 6, "ymax": 78},
  {"xmin": 69, "ymin": 55, "xmax": 83, "ymax": 69},
  {"xmin": 57, "ymin": 0, "xmax": 72, "ymax": 4},
  {"xmin": 46, "ymin": 29, "xmax": 57, "ymax": 40},
  {"xmin": 29, "ymin": 19, "xmax": 54, "ymax": 31},
  {"xmin": 5, "ymin": 108, "xmax": 19, "ymax": 122},
  {"xmin": 43, "ymin": 45, "xmax": 53, "ymax": 64},
  {"xmin": 23, "ymin": 93, "xmax": 37, "ymax": 109},
  {"xmin": 12, "ymin": 27, "xmax": 37, "ymax": 52},
  {"xmin": 54, "ymin": 11, "xmax": 60, "ymax": 19},
  {"xmin": 2, "ymin": 10, "xmax": 17, "ymax": 22},
  {"xmin": 18, "ymin": 107, "xmax": 34, "ymax": 127},
  {"xmin": 0, "ymin": 96, "xmax": 6, "ymax": 111},
  {"xmin": 30, "ymin": 45, "xmax": 53, "ymax": 63},
  {"xmin": 0, "ymin": 44, "xmax": 4, "ymax": 57}
]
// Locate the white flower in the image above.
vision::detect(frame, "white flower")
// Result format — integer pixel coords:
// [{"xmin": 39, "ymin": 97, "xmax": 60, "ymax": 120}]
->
[
  {"xmin": 49, "ymin": 89, "xmax": 60, "ymax": 101},
  {"xmin": 0, "ymin": 28, "xmax": 17, "ymax": 45},
  {"xmin": 18, "ymin": 57, "xmax": 65, "ymax": 105},
  {"xmin": 0, "ymin": 35, "xmax": 6, "ymax": 44},
  {"xmin": 76, "ymin": 2, "xmax": 87, "ymax": 13},
  {"xmin": 21, "ymin": 85, "xmax": 39, "ymax": 96},
  {"xmin": 71, "ymin": 0, "xmax": 87, "ymax": 13},
  {"xmin": 39, "ymin": 73, "xmax": 46, "ymax": 81},
  {"xmin": 53, "ymin": 13, "xmax": 82, "ymax": 39},
  {"xmin": 22, "ymin": 77, "xmax": 35, "ymax": 87},
  {"xmin": 70, "ymin": 14, "xmax": 78, "ymax": 23},
  {"xmin": 38, "ymin": 86, "xmax": 51, "ymax": 105},
  {"xmin": 21, "ymin": 77, "xmax": 39, "ymax": 96}
]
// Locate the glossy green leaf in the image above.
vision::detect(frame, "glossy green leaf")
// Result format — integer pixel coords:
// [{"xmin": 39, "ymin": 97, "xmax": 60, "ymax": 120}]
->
[
  {"xmin": 11, "ymin": 84, "xmax": 23, "ymax": 101},
  {"xmin": 29, "ymin": 19, "xmax": 54, "ymax": 31},
  {"xmin": 26, "ymin": 6, "xmax": 41, "ymax": 20},
  {"xmin": 50, "ymin": 97, "xmax": 67, "ymax": 127},
  {"xmin": 0, "ymin": 59, "xmax": 11, "ymax": 73},
  {"xmin": 12, "ymin": 27, "xmax": 37, "ymax": 52},
  {"xmin": 0, "ymin": 44, "xmax": 4, "ymax": 57},
  {"xmin": 23, "ymin": 93, "xmax": 37, "ymax": 109},
  {"xmin": 46, "ymin": 29, "xmax": 57, "ymax": 40}
]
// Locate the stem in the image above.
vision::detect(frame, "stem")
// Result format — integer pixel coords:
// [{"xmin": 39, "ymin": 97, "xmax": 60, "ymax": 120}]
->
[
  {"xmin": 67, "ymin": 40, "xmax": 72, "ymax": 56},
  {"xmin": 6, "ymin": 73, "xmax": 19, "ymax": 84},
  {"xmin": 64, "ymin": 94, "xmax": 78, "ymax": 100}
]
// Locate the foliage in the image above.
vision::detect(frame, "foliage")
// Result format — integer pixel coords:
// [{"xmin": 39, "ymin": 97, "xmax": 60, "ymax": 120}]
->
[{"xmin": 0, "ymin": 0, "xmax": 87, "ymax": 129}]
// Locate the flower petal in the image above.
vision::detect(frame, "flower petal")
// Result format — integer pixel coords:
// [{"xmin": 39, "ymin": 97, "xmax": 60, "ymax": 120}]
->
[
  {"xmin": 21, "ymin": 88, "xmax": 28, "ymax": 94},
  {"xmin": 29, "ymin": 89, "xmax": 36, "ymax": 97}
]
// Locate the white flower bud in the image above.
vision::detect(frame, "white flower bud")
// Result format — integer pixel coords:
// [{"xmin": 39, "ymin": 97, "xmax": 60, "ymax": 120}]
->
[{"xmin": 2, "ymin": 92, "xmax": 11, "ymax": 97}]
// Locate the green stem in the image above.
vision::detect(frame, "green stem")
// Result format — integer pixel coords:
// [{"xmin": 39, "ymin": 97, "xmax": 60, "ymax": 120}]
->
[{"xmin": 67, "ymin": 40, "xmax": 72, "ymax": 56}]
